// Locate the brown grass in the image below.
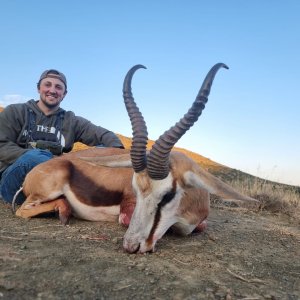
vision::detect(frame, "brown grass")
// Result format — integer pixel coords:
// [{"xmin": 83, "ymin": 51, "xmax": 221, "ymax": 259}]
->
[{"xmin": 228, "ymin": 177, "xmax": 300, "ymax": 222}]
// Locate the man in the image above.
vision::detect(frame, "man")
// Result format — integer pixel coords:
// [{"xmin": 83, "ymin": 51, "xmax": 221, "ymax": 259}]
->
[{"xmin": 0, "ymin": 69, "xmax": 124, "ymax": 204}]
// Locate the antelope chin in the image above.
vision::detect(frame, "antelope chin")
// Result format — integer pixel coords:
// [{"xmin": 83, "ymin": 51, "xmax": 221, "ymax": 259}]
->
[{"xmin": 138, "ymin": 240, "xmax": 156, "ymax": 254}]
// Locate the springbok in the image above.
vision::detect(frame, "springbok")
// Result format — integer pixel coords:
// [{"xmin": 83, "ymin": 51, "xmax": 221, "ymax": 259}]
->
[{"xmin": 13, "ymin": 63, "xmax": 257, "ymax": 253}]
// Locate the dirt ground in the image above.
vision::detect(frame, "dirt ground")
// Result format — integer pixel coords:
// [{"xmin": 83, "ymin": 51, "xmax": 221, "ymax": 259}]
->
[{"xmin": 0, "ymin": 199, "xmax": 299, "ymax": 300}]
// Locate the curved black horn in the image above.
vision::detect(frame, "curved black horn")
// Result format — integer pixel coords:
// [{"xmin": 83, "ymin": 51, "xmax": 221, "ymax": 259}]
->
[
  {"xmin": 123, "ymin": 64, "xmax": 148, "ymax": 173},
  {"xmin": 147, "ymin": 63, "xmax": 229, "ymax": 180}
]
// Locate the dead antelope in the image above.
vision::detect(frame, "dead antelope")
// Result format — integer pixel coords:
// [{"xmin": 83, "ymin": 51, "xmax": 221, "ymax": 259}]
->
[{"xmin": 13, "ymin": 63, "xmax": 257, "ymax": 253}]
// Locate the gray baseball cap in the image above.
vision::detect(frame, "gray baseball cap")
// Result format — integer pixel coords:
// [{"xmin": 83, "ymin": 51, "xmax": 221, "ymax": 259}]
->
[{"xmin": 38, "ymin": 69, "xmax": 67, "ymax": 90}]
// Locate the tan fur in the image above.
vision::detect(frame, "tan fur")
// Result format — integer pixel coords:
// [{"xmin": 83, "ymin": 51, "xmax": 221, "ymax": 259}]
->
[
  {"xmin": 15, "ymin": 148, "xmax": 135, "ymax": 224},
  {"xmin": 16, "ymin": 197, "xmax": 71, "ymax": 224},
  {"xmin": 170, "ymin": 151, "xmax": 257, "ymax": 205},
  {"xmin": 15, "ymin": 148, "xmax": 256, "ymax": 228},
  {"xmin": 135, "ymin": 170, "xmax": 152, "ymax": 194},
  {"xmin": 177, "ymin": 187, "xmax": 209, "ymax": 225}
]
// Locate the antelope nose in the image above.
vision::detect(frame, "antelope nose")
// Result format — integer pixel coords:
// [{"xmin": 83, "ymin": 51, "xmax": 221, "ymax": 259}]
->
[{"xmin": 123, "ymin": 240, "xmax": 140, "ymax": 254}]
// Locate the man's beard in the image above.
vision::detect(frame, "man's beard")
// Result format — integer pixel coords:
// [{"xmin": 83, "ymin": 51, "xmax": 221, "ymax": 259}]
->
[{"xmin": 41, "ymin": 98, "xmax": 61, "ymax": 109}]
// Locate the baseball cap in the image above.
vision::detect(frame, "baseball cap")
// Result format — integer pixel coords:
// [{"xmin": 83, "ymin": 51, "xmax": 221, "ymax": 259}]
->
[{"xmin": 38, "ymin": 69, "xmax": 67, "ymax": 90}]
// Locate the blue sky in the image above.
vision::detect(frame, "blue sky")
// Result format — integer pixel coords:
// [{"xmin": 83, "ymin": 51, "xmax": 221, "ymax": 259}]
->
[{"xmin": 1, "ymin": 1, "xmax": 299, "ymax": 186}]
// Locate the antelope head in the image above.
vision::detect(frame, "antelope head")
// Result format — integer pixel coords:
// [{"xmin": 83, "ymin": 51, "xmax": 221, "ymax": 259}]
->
[{"xmin": 122, "ymin": 63, "xmax": 228, "ymax": 253}]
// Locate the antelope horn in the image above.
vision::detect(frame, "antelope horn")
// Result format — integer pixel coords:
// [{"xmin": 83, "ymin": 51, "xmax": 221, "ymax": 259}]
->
[
  {"xmin": 147, "ymin": 63, "xmax": 229, "ymax": 180},
  {"xmin": 123, "ymin": 64, "xmax": 148, "ymax": 173}
]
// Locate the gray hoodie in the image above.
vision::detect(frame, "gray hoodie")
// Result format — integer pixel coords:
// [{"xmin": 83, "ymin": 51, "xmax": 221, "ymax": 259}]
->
[{"xmin": 0, "ymin": 99, "xmax": 123, "ymax": 173}]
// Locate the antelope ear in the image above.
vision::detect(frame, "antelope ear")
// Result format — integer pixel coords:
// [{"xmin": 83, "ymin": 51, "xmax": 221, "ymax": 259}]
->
[{"xmin": 79, "ymin": 154, "xmax": 132, "ymax": 168}]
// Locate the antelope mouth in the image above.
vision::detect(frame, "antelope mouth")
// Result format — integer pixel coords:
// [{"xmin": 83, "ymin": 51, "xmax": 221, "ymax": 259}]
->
[
  {"xmin": 123, "ymin": 238, "xmax": 140, "ymax": 254},
  {"xmin": 123, "ymin": 240, "xmax": 156, "ymax": 254},
  {"xmin": 129, "ymin": 243, "xmax": 140, "ymax": 254}
]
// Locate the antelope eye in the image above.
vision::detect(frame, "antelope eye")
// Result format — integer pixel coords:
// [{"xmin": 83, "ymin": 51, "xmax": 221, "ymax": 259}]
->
[{"xmin": 158, "ymin": 190, "xmax": 176, "ymax": 208}]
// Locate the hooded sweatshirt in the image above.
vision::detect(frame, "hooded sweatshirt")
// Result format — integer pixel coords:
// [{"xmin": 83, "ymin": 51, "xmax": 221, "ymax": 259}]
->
[{"xmin": 0, "ymin": 100, "xmax": 124, "ymax": 173}]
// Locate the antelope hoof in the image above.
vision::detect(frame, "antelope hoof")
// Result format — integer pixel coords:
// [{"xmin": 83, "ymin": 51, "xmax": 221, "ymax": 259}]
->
[{"xmin": 57, "ymin": 205, "xmax": 72, "ymax": 225}]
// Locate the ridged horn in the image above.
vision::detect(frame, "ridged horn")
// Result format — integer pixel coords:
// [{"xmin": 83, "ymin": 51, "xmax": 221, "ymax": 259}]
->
[
  {"xmin": 147, "ymin": 63, "xmax": 229, "ymax": 180},
  {"xmin": 123, "ymin": 64, "xmax": 148, "ymax": 173}
]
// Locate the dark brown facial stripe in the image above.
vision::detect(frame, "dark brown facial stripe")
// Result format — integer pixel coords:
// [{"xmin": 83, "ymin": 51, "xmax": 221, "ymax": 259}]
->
[
  {"xmin": 146, "ymin": 180, "xmax": 177, "ymax": 247},
  {"xmin": 158, "ymin": 190, "xmax": 176, "ymax": 208},
  {"xmin": 145, "ymin": 209, "xmax": 160, "ymax": 248}
]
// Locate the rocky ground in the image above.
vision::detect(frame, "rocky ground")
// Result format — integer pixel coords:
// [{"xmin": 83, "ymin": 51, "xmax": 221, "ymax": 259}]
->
[{"xmin": 0, "ymin": 199, "xmax": 299, "ymax": 300}]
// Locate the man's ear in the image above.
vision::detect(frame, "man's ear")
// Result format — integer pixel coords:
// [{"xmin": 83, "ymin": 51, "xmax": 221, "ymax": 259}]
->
[{"xmin": 63, "ymin": 90, "xmax": 68, "ymax": 96}]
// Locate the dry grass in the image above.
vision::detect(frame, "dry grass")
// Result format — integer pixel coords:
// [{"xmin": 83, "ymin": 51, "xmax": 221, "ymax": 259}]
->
[{"xmin": 229, "ymin": 177, "xmax": 300, "ymax": 222}]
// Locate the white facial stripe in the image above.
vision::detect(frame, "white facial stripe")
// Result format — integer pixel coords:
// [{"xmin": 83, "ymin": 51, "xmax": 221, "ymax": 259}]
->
[
  {"xmin": 137, "ymin": 174, "xmax": 186, "ymax": 251},
  {"xmin": 151, "ymin": 185, "xmax": 183, "ymax": 238},
  {"xmin": 124, "ymin": 173, "xmax": 177, "ymax": 253}
]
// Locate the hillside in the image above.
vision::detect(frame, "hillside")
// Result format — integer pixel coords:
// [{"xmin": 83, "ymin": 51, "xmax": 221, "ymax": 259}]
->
[
  {"xmin": 73, "ymin": 134, "xmax": 226, "ymax": 172},
  {"xmin": 73, "ymin": 135, "xmax": 299, "ymax": 191}
]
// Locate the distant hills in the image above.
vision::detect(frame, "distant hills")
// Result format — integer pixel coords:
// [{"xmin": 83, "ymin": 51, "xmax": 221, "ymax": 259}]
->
[
  {"xmin": 73, "ymin": 135, "xmax": 263, "ymax": 187},
  {"xmin": 74, "ymin": 134, "xmax": 227, "ymax": 174}
]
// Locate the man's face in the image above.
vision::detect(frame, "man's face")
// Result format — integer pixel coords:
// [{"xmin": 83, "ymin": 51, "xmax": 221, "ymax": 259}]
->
[{"xmin": 38, "ymin": 77, "xmax": 67, "ymax": 109}]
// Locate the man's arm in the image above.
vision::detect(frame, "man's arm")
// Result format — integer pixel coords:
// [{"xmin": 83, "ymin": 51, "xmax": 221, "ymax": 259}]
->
[
  {"xmin": 0, "ymin": 105, "xmax": 29, "ymax": 171},
  {"xmin": 72, "ymin": 116, "xmax": 124, "ymax": 148}
]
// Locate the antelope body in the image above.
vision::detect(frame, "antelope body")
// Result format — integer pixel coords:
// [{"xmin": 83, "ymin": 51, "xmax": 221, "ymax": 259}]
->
[
  {"xmin": 14, "ymin": 63, "xmax": 257, "ymax": 253},
  {"xmin": 15, "ymin": 148, "xmax": 135, "ymax": 226}
]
